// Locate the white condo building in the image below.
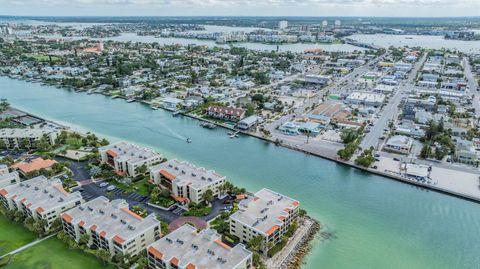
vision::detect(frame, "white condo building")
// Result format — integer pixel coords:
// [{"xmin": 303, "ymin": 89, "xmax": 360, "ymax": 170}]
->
[
  {"xmin": 0, "ymin": 128, "xmax": 59, "ymax": 149},
  {"xmin": 99, "ymin": 141, "xmax": 163, "ymax": 177},
  {"xmin": 147, "ymin": 224, "xmax": 252, "ymax": 269},
  {"xmin": 149, "ymin": 159, "xmax": 226, "ymax": 204},
  {"xmin": 229, "ymin": 188, "xmax": 299, "ymax": 254},
  {"xmin": 62, "ymin": 196, "xmax": 161, "ymax": 257},
  {"xmin": 0, "ymin": 176, "xmax": 82, "ymax": 230}
]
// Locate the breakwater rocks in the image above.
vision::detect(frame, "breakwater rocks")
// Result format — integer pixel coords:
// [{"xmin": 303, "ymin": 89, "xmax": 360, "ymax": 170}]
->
[{"xmin": 280, "ymin": 216, "xmax": 321, "ymax": 269}]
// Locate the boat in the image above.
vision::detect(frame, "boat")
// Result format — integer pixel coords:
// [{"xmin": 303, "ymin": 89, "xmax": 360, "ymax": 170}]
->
[
  {"xmin": 126, "ymin": 98, "xmax": 135, "ymax": 103},
  {"xmin": 151, "ymin": 106, "xmax": 158, "ymax": 110},
  {"xmin": 172, "ymin": 110, "xmax": 181, "ymax": 117},
  {"xmin": 200, "ymin": 122, "xmax": 217, "ymax": 129},
  {"xmin": 186, "ymin": 138, "xmax": 192, "ymax": 143}
]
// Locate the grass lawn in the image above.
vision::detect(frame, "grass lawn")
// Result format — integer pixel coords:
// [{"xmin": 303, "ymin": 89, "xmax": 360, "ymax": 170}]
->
[
  {"xmin": 65, "ymin": 137, "xmax": 83, "ymax": 149},
  {"xmin": 0, "ymin": 215, "xmax": 37, "ymax": 256},
  {"xmin": 4, "ymin": 237, "xmax": 115, "ymax": 269},
  {"xmin": 110, "ymin": 177, "xmax": 151, "ymax": 196}
]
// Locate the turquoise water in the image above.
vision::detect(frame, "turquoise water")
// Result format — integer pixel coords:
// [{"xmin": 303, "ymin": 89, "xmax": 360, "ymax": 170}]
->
[{"xmin": 1, "ymin": 76, "xmax": 480, "ymax": 269}]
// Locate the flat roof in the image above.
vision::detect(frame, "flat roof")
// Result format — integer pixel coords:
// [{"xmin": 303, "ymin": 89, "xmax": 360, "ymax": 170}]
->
[
  {"xmin": 148, "ymin": 224, "xmax": 251, "ymax": 269},
  {"xmin": 99, "ymin": 141, "xmax": 162, "ymax": 164},
  {"xmin": 0, "ymin": 128, "xmax": 56, "ymax": 138},
  {"xmin": 63, "ymin": 196, "xmax": 159, "ymax": 243},
  {"xmin": 150, "ymin": 159, "xmax": 225, "ymax": 190},
  {"xmin": 229, "ymin": 188, "xmax": 299, "ymax": 236},
  {"xmin": 0, "ymin": 176, "xmax": 82, "ymax": 213}
]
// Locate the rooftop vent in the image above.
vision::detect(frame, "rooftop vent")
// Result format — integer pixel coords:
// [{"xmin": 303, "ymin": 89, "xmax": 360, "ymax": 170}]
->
[
  {"xmin": 166, "ymin": 238, "xmax": 173, "ymax": 243},
  {"xmin": 87, "ymin": 206, "xmax": 94, "ymax": 211}
]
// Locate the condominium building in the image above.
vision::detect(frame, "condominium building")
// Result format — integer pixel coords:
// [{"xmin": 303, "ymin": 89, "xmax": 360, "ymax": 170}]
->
[
  {"xmin": 99, "ymin": 141, "xmax": 163, "ymax": 177},
  {"xmin": 61, "ymin": 196, "xmax": 161, "ymax": 257},
  {"xmin": 0, "ymin": 164, "xmax": 19, "ymax": 188},
  {"xmin": 147, "ymin": 224, "xmax": 252, "ymax": 269},
  {"xmin": 0, "ymin": 176, "xmax": 82, "ymax": 230},
  {"xmin": 0, "ymin": 128, "xmax": 58, "ymax": 149},
  {"xmin": 229, "ymin": 188, "xmax": 299, "ymax": 253},
  {"xmin": 149, "ymin": 159, "xmax": 226, "ymax": 204}
]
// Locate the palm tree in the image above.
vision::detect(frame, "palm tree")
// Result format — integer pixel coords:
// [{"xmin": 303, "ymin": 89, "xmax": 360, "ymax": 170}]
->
[{"xmin": 201, "ymin": 189, "xmax": 214, "ymax": 206}]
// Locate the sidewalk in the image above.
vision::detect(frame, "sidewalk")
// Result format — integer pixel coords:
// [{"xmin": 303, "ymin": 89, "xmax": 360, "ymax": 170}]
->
[{"xmin": 0, "ymin": 233, "xmax": 56, "ymax": 259}]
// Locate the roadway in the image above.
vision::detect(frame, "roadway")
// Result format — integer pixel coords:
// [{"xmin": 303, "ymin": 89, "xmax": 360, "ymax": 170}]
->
[
  {"xmin": 463, "ymin": 56, "xmax": 480, "ymax": 117},
  {"xmin": 361, "ymin": 52, "xmax": 427, "ymax": 150}
]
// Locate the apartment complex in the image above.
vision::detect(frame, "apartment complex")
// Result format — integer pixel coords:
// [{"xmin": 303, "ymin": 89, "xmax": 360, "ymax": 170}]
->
[
  {"xmin": 206, "ymin": 106, "xmax": 246, "ymax": 122},
  {"xmin": 61, "ymin": 196, "xmax": 161, "ymax": 257},
  {"xmin": 0, "ymin": 166, "xmax": 19, "ymax": 188},
  {"xmin": 147, "ymin": 224, "xmax": 252, "ymax": 269},
  {"xmin": 149, "ymin": 159, "xmax": 226, "ymax": 204},
  {"xmin": 229, "ymin": 188, "xmax": 299, "ymax": 253},
  {"xmin": 0, "ymin": 128, "xmax": 58, "ymax": 149},
  {"xmin": 99, "ymin": 141, "xmax": 163, "ymax": 177},
  {"xmin": 0, "ymin": 176, "xmax": 82, "ymax": 230}
]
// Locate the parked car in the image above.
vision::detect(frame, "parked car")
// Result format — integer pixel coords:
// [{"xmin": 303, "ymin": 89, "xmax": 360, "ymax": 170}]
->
[
  {"xmin": 106, "ymin": 185, "xmax": 116, "ymax": 191},
  {"xmin": 99, "ymin": 182, "xmax": 109, "ymax": 188},
  {"xmin": 393, "ymin": 157, "xmax": 400, "ymax": 161}
]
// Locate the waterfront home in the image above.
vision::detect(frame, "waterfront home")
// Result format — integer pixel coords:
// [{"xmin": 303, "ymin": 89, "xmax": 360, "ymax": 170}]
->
[
  {"xmin": 99, "ymin": 141, "xmax": 163, "ymax": 177},
  {"xmin": 206, "ymin": 106, "xmax": 246, "ymax": 122},
  {"xmin": 62, "ymin": 196, "xmax": 161, "ymax": 257},
  {"xmin": 237, "ymin": 116, "xmax": 262, "ymax": 130},
  {"xmin": 147, "ymin": 224, "xmax": 252, "ymax": 269},
  {"xmin": 229, "ymin": 188, "xmax": 299, "ymax": 254},
  {"xmin": 149, "ymin": 159, "xmax": 226, "ymax": 204},
  {"xmin": 279, "ymin": 122, "xmax": 300, "ymax": 136},
  {"xmin": 0, "ymin": 176, "xmax": 82, "ymax": 230},
  {"xmin": 11, "ymin": 157, "xmax": 57, "ymax": 177},
  {"xmin": 0, "ymin": 127, "xmax": 59, "ymax": 149},
  {"xmin": 383, "ymin": 135, "xmax": 413, "ymax": 154},
  {"xmin": 455, "ymin": 139, "xmax": 479, "ymax": 165}
]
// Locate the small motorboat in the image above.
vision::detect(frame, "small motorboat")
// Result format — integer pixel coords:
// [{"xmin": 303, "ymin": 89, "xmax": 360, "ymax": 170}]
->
[{"xmin": 186, "ymin": 138, "xmax": 192, "ymax": 143}]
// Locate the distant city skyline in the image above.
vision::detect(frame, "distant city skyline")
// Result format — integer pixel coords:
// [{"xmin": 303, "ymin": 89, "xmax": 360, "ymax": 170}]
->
[{"xmin": 1, "ymin": 0, "xmax": 480, "ymax": 17}]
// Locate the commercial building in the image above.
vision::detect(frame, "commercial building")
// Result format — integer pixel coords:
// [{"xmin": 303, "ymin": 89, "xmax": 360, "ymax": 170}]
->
[
  {"xmin": 383, "ymin": 135, "xmax": 413, "ymax": 154},
  {"xmin": 62, "ymin": 196, "xmax": 161, "ymax": 257},
  {"xmin": 206, "ymin": 106, "xmax": 246, "ymax": 122},
  {"xmin": 307, "ymin": 101, "xmax": 344, "ymax": 126},
  {"xmin": 0, "ymin": 176, "xmax": 82, "ymax": 230},
  {"xmin": 149, "ymin": 159, "xmax": 226, "ymax": 204},
  {"xmin": 229, "ymin": 188, "xmax": 299, "ymax": 253},
  {"xmin": 304, "ymin": 75, "xmax": 331, "ymax": 85},
  {"xmin": 147, "ymin": 224, "xmax": 252, "ymax": 269},
  {"xmin": 0, "ymin": 128, "xmax": 58, "ymax": 149},
  {"xmin": 345, "ymin": 91, "xmax": 385, "ymax": 107},
  {"xmin": 99, "ymin": 141, "xmax": 163, "ymax": 177}
]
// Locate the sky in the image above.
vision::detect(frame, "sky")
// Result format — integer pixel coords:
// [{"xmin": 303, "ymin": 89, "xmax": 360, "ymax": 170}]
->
[{"xmin": 1, "ymin": 0, "xmax": 480, "ymax": 17}]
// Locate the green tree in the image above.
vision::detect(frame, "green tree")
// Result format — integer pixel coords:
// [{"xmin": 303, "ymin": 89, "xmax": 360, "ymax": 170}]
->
[{"xmin": 201, "ymin": 189, "xmax": 214, "ymax": 205}]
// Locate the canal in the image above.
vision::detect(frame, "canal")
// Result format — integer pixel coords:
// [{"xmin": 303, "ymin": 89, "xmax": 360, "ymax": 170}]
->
[{"xmin": 1, "ymin": 76, "xmax": 480, "ymax": 269}]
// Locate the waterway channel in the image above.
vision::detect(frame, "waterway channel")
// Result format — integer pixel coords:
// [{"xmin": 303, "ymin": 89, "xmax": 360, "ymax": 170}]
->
[{"xmin": 1, "ymin": 76, "xmax": 480, "ymax": 269}]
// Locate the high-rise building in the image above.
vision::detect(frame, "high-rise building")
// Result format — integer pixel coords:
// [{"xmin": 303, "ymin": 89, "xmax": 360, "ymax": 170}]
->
[{"xmin": 278, "ymin": 20, "xmax": 288, "ymax": 30}]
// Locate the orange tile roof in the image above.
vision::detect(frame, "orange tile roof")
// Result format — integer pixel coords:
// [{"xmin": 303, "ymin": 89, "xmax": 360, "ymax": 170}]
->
[
  {"xmin": 36, "ymin": 207, "xmax": 45, "ymax": 214},
  {"xmin": 0, "ymin": 189, "xmax": 7, "ymax": 196},
  {"xmin": 12, "ymin": 158, "xmax": 57, "ymax": 174},
  {"xmin": 121, "ymin": 207, "xmax": 143, "ymax": 220},
  {"xmin": 113, "ymin": 235, "xmax": 125, "ymax": 245},
  {"xmin": 90, "ymin": 224, "xmax": 98, "ymax": 232},
  {"xmin": 99, "ymin": 231, "xmax": 107, "ymax": 238},
  {"xmin": 171, "ymin": 194, "xmax": 188, "ymax": 203},
  {"xmin": 26, "ymin": 203, "xmax": 32, "ymax": 208},
  {"xmin": 186, "ymin": 263, "xmax": 196, "ymax": 269},
  {"xmin": 148, "ymin": 246, "xmax": 163, "ymax": 259},
  {"xmin": 292, "ymin": 201, "xmax": 300, "ymax": 207},
  {"xmin": 277, "ymin": 216, "xmax": 286, "ymax": 221},
  {"xmin": 160, "ymin": 169, "xmax": 176, "ymax": 181},
  {"xmin": 283, "ymin": 208, "xmax": 291, "ymax": 213},
  {"xmin": 214, "ymin": 239, "xmax": 232, "ymax": 250},
  {"xmin": 78, "ymin": 220, "xmax": 86, "ymax": 227},
  {"xmin": 170, "ymin": 257, "xmax": 179, "ymax": 266},
  {"xmin": 62, "ymin": 213, "xmax": 73, "ymax": 223},
  {"xmin": 266, "ymin": 225, "xmax": 280, "ymax": 236},
  {"xmin": 20, "ymin": 198, "xmax": 27, "ymax": 204},
  {"xmin": 11, "ymin": 195, "xmax": 17, "ymax": 200},
  {"xmin": 115, "ymin": 170, "xmax": 126, "ymax": 176},
  {"xmin": 236, "ymin": 194, "xmax": 246, "ymax": 200},
  {"xmin": 106, "ymin": 149, "xmax": 118, "ymax": 157}
]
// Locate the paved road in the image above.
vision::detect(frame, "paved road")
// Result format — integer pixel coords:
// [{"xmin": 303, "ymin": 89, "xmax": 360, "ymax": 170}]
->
[
  {"xmin": 463, "ymin": 57, "xmax": 480, "ymax": 117},
  {"xmin": 264, "ymin": 52, "xmax": 389, "ymax": 134},
  {"xmin": 361, "ymin": 53, "xmax": 427, "ymax": 150}
]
